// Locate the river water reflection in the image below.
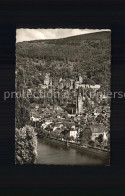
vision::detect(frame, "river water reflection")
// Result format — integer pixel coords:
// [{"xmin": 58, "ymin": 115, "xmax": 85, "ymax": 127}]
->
[{"xmin": 36, "ymin": 138, "xmax": 108, "ymax": 165}]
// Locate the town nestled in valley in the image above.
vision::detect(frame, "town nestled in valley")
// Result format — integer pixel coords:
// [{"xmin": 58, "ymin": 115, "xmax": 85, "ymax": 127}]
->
[
  {"xmin": 30, "ymin": 72, "xmax": 110, "ymax": 148},
  {"xmin": 15, "ymin": 29, "xmax": 111, "ymax": 165}
]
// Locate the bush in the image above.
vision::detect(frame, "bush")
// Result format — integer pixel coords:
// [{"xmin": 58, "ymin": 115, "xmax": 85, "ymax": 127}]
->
[
  {"xmin": 15, "ymin": 125, "xmax": 37, "ymax": 164},
  {"xmin": 88, "ymin": 140, "xmax": 95, "ymax": 147}
]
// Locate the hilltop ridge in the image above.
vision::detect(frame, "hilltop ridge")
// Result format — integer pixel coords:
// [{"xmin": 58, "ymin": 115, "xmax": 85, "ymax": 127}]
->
[{"xmin": 17, "ymin": 31, "xmax": 111, "ymax": 44}]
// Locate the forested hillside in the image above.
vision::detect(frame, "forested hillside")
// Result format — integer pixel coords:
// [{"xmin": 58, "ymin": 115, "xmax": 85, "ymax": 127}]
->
[
  {"xmin": 16, "ymin": 31, "xmax": 111, "ymax": 90},
  {"xmin": 16, "ymin": 31, "xmax": 111, "ymax": 128}
]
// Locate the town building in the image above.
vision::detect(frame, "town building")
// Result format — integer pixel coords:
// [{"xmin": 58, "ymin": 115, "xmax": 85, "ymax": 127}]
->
[
  {"xmin": 69, "ymin": 79, "xmax": 75, "ymax": 90},
  {"xmin": 90, "ymin": 123, "xmax": 107, "ymax": 141},
  {"xmin": 78, "ymin": 73, "xmax": 83, "ymax": 84},
  {"xmin": 69, "ymin": 129, "xmax": 77, "ymax": 139},
  {"xmin": 65, "ymin": 79, "xmax": 71, "ymax": 89}
]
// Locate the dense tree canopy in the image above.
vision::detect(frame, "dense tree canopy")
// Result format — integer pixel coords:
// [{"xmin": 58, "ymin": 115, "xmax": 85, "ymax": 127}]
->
[{"xmin": 15, "ymin": 125, "xmax": 37, "ymax": 164}]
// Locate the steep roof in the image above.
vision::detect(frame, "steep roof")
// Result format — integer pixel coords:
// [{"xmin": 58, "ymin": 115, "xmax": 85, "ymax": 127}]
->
[{"xmin": 64, "ymin": 122, "xmax": 75, "ymax": 127}]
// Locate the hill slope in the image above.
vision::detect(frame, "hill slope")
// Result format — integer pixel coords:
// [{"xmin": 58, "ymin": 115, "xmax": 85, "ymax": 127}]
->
[{"xmin": 16, "ymin": 31, "xmax": 111, "ymax": 90}]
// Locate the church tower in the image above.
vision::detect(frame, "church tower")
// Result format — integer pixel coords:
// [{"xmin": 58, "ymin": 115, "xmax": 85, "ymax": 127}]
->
[{"xmin": 76, "ymin": 92, "xmax": 83, "ymax": 114}]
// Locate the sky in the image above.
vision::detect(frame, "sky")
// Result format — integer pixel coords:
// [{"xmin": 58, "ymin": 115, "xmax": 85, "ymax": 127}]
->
[{"xmin": 16, "ymin": 28, "xmax": 111, "ymax": 43}]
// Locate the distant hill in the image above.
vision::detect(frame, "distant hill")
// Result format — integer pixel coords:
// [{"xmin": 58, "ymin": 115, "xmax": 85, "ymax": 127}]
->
[{"xmin": 18, "ymin": 31, "xmax": 110, "ymax": 44}]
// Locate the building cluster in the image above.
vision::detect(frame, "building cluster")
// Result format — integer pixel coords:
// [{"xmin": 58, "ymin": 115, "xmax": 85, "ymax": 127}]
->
[
  {"xmin": 29, "ymin": 72, "xmax": 110, "ymax": 149},
  {"xmin": 39, "ymin": 72, "xmax": 106, "ymax": 114}
]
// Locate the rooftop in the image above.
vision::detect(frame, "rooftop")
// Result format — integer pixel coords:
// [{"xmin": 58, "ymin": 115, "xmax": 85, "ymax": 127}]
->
[{"xmin": 90, "ymin": 123, "xmax": 107, "ymax": 133}]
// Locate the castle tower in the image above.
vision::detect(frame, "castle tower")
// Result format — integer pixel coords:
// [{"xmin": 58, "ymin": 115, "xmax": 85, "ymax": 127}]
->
[
  {"xmin": 44, "ymin": 73, "xmax": 50, "ymax": 87},
  {"xmin": 78, "ymin": 74, "xmax": 83, "ymax": 84}
]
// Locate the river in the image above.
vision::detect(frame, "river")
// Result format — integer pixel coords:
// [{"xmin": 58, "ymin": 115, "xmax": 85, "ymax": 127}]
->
[{"xmin": 36, "ymin": 138, "xmax": 109, "ymax": 165}]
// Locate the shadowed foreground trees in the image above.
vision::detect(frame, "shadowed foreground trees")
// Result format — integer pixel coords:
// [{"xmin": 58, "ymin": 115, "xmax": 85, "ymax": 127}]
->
[
  {"xmin": 79, "ymin": 126, "xmax": 92, "ymax": 145},
  {"xmin": 15, "ymin": 125, "xmax": 37, "ymax": 164}
]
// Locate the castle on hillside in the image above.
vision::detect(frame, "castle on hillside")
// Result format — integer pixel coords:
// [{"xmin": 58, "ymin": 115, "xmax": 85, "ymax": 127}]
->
[{"xmin": 42, "ymin": 72, "xmax": 101, "ymax": 115}]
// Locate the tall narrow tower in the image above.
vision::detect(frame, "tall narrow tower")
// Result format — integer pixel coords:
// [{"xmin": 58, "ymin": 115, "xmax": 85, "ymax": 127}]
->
[
  {"xmin": 77, "ymin": 92, "xmax": 83, "ymax": 114},
  {"xmin": 44, "ymin": 73, "xmax": 50, "ymax": 87},
  {"xmin": 78, "ymin": 74, "xmax": 83, "ymax": 84}
]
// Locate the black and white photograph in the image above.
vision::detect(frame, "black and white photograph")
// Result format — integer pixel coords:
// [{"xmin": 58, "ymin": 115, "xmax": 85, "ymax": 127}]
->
[{"xmin": 15, "ymin": 28, "xmax": 111, "ymax": 165}]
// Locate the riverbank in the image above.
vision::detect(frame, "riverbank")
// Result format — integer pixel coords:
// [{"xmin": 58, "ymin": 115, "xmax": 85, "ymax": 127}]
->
[
  {"xmin": 38, "ymin": 136, "xmax": 110, "ymax": 164},
  {"xmin": 36, "ymin": 137, "xmax": 108, "ymax": 165}
]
